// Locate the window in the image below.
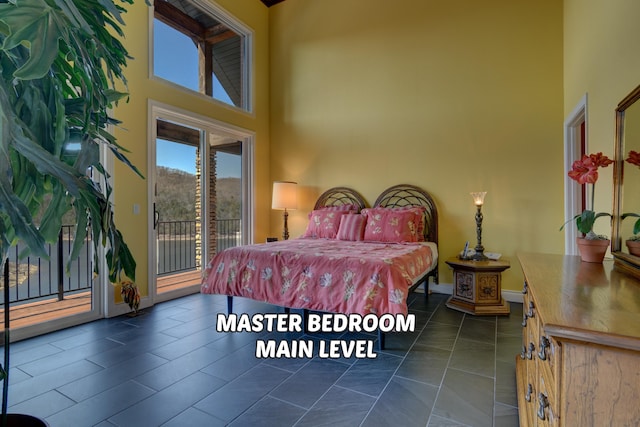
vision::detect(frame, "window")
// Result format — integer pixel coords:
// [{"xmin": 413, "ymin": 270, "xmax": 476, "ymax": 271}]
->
[{"xmin": 153, "ymin": 0, "xmax": 252, "ymax": 111}]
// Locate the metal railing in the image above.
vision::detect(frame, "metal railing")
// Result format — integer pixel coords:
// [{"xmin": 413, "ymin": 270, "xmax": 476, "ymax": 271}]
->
[
  {"xmin": 216, "ymin": 218, "xmax": 242, "ymax": 252},
  {"xmin": 2, "ymin": 225, "xmax": 93, "ymax": 305},
  {"xmin": 157, "ymin": 219, "xmax": 240, "ymax": 276},
  {"xmin": 3, "ymin": 219, "xmax": 242, "ymax": 303},
  {"xmin": 157, "ymin": 220, "xmax": 197, "ymax": 275}
]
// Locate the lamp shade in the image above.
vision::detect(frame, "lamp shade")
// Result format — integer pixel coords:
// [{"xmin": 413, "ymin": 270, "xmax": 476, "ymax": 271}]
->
[
  {"xmin": 470, "ymin": 191, "xmax": 487, "ymax": 206},
  {"xmin": 272, "ymin": 181, "xmax": 298, "ymax": 210}
]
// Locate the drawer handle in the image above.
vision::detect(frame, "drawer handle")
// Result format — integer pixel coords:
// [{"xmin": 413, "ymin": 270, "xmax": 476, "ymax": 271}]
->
[
  {"xmin": 522, "ymin": 312, "xmax": 528, "ymax": 327},
  {"xmin": 526, "ymin": 342, "xmax": 535, "ymax": 360},
  {"xmin": 525, "ymin": 383, "xmax": 533, "ymax": 402},
  {"xmin": 537, "ymin": 393, "xmax": 549, "ymax": 421},
  {"xmin": 520, "ymin": 345, "xmax": 527, "ymax": 360},
  {"xmin": 481, "ymin": 286, "xmax": 494, "ymax": 295},
  {"xmin": 538, "ymin": 336, "xmax": 550, "ymax": 361},
  {"xmin": 522, "ymin": 282, "xmax": 528, "ymax": 294},
  {"xmin": 527, "ymin": 301, "xmax": 535, "ymax": 319}
]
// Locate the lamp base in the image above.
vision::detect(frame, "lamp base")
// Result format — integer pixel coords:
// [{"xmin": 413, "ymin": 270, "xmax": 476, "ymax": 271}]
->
[
  {"xmin": 471, "ymin": 242, "xmax": 489, "ymax": 261},
  {"xmin": 472, "ymin": 252, "xmax": 488, "ymax": 261},
  {"xmin": 282, "ymin": 209, "xmax": 289, "ymax": 241}
]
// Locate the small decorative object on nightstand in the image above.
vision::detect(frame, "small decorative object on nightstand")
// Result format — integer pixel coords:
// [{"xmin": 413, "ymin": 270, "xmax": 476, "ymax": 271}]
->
[{"xmin": 445, "ymin": 256, "xmax": 510, "ymax": 315}]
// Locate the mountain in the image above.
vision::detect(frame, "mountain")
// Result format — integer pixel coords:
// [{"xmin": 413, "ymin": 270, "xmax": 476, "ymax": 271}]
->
[{"xmin": 156, "ymin": 167, "xmax": 240, "ymax": 221}]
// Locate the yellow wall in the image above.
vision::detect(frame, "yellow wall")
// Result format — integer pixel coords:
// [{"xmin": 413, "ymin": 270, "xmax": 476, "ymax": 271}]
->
[
  {"xmin": 563, "ymin": 0, "xmax": 640, "ymax": 235},
  {"xmin": 112, "ymin": 0, "xmax": 271, "ymax": 297},
  {"xmin": 269, "ymin": 0, "xmax": 564, "ymax": 290},
  {"xmin": 111, "ymin": 0, "xmax": 640, "ymax": 298}
]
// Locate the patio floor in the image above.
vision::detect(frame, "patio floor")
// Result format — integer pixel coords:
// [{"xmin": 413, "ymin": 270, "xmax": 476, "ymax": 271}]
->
[{"xmin": 0, "ymin": 270, "xmax": 202, "ymax": 331}]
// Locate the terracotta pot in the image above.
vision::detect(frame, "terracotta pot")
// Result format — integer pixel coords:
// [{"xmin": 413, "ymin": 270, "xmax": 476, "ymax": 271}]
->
[
  {"xmin": 576, "ymin": 237, "xmax": 610, "ymax": 263},
  {"xmin": 626, "ymin": 240, "xmax": 640, "ymax": 257}
]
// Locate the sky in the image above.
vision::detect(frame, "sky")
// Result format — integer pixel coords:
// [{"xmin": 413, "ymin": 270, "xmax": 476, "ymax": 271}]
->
[
  {"xmin": 154, "ymin": 20, "xmax": 240, "ymax": 178},
  {"xmin": 157, "ymin": 139, "xmax": 240, "ymax": 178}
]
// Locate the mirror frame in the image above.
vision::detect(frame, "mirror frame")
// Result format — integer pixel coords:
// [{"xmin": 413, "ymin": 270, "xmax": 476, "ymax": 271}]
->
[{"xmin": 612, "ymin": 84, "xmax": 640, "ymax": 279}]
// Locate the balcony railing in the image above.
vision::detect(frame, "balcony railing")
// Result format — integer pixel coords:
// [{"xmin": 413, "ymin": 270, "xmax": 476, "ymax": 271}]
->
[
  {"xmin": 157, "ymin": 220, "xmax": 198, "ymax": 275},
  {"xmin": 156, "ymin": 218, "xmax": 240, "ymax": 275},
  {"xmin": 215, "ymin": 218, "xmax": 242, "ymax": 253},
  {"xmin": 4, "ymin": 220, "xmax": 241, "ymax": 305},
  {"xmin": 2, "ymin": 225, "xmax": 93, "ymax": 306}
]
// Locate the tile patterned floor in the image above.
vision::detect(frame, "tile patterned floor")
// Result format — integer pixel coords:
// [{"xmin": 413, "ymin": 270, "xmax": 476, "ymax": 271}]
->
[{"xmin": 6, "ymin": 292, "xmax": 522, "ymax": 426}]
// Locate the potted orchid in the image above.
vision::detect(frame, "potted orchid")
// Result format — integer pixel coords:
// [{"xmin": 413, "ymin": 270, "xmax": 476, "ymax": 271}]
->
[
  {"xmin": 622, "ymin": 150, "xmax": 640, "ymax": 256},
  {"xmin": 625, "ymin": 234, "xmax": 640, "ymax": 257},
  {"xmin": 561, "ymin": 152, "xmax": 613, "ymax": 262}
]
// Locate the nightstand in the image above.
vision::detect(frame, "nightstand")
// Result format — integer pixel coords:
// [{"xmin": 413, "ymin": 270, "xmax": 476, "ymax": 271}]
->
[{"xmin": 445, "ymin": 257, "xmax": 510, "ymax": 315}]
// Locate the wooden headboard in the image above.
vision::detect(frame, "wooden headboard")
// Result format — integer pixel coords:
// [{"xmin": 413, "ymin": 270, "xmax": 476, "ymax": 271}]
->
[{"xmin": 374, "ymin": 184, "xmax": 438, "ymax": 245}]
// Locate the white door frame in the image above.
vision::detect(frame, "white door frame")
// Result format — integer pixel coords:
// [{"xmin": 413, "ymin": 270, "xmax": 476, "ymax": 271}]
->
[
  {"xmin": 564, "ymin": 94, "xmax": 588, "ymax": 255},
  {"xmin": 148, "ymin": 100, "xmax": 255, "ymax": 305}
]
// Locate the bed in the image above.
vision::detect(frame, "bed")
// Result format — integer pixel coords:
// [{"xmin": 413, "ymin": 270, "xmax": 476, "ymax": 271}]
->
[{"xmin": 201, "ymin": 184, "xmax": 439, "ymax": 347}]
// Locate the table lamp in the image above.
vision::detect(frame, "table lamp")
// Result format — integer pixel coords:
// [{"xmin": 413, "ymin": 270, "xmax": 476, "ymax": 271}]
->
[
  {"xmin": 272, "ymin": 181, "xmax": 298, "ymax": 240},
  {"xmin": 470, "ymin": 191, "xmax": 488, "ymax": 260}
]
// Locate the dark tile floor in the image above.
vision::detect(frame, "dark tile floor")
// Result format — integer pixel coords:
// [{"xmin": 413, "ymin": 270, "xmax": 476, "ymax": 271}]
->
[{"xmin": 6, "ymin": 292, "xmax": 522, "ymax": 426}]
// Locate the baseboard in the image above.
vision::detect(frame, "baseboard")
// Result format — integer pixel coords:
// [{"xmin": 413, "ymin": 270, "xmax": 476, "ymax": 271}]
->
[
  {"xmin": 106, "ymin": 295, "xmax": 153, "ymax": 318},
  {"xmin": 502, "ymin": 289, "xmax": 524, "ymax": 304},
  {"xmin": 427, "ymin": 282, "xmax": 523, "ymax": 304},
  {"xmin": 428, "ymin": 282, "xmax": 453, "ymax": 295}
]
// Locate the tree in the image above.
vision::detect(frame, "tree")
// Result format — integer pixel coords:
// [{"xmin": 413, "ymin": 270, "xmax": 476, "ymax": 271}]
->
[
  {"xmin": 0, "ymin": 0, "xmax": 143, "ymax": 420},
  {"xmin": 0, "ymin": 0, "xmax": 140, "ymax": 284}
]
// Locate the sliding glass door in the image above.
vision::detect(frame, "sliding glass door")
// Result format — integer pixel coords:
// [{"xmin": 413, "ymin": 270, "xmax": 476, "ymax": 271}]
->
[
  {"xmin": 149, "ymin": 103, "xmax": 253, "ymax": 303},
  {"xmin": 155, "ymin": 121, "xmax": 201, "ymax": 295}
]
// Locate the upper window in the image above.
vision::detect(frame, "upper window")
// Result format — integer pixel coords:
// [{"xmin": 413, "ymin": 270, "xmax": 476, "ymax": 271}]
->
[{"xmin": 153, "ymin": 0, "xmax": 252, "ymax": 112}]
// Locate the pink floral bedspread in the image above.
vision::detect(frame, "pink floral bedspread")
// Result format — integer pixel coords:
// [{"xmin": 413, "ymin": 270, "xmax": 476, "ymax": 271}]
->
[{"xmin": 201, "ymin": 238, "xmax": 437, "ymax": 316}]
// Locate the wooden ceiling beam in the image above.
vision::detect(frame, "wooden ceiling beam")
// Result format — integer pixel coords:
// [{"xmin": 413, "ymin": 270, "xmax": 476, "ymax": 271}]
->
[
  {"xmin": 261, "ymin": 0, "xmax": 285, "ymax": 7},
  {"xmin": 157, "ymin": 120, "xmax": 200, "ymax": 146},
  {"xmin": 154, "ymin": 0, "xmax": 205, "ymax": 41},
  {"xmin": 155, "ymin": 1, "xmax": 236, "ymax": 45},
  {"xmin": 204, "ymin": 25, "xmax": 237, "ymax": 44}
]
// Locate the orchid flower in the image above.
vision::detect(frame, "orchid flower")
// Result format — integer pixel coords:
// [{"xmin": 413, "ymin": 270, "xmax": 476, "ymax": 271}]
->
[{"xmin": 561, "ymin": 152, "xmax": 613, "ymax": 238}]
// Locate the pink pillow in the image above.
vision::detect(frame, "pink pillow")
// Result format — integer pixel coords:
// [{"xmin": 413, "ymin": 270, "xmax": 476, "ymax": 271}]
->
[
  {"xmin": 362, "ymin": 208, "xmax": 421, "ymax": 243},
  {"xmin": 394, "ymin": 206, "xmax": 427, "ymax": 241},
  {"xmin": 303, "ymin": 210, "xmax": 349, "ymax": 239},
  {"xmin": 336, "ymin": 214, "xmax": 366, "ymax": 241}
]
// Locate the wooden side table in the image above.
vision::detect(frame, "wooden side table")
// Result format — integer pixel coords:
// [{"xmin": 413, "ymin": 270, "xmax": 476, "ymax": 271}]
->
[{"xmin": 445, "ymin": 257, "xmax": 510, "ymax": 315}]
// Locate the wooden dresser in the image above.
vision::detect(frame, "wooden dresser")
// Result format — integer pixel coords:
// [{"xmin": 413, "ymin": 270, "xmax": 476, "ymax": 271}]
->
[{"xmin": 516, "ymin": 253, "xmax": 640, "ymax": 426}]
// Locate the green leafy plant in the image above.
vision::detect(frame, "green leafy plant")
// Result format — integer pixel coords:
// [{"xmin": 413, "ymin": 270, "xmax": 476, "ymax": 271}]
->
[
  {"xmin": 0, "ymin": 0, "xmax": 143, "ymax": 420},
  {"xmin": 561, "ymin": 152, "xmax": 613, "ymax": 240},
  {"xmin": 621, "ymin": 212, "xmax": 640, "ymax": 238}
]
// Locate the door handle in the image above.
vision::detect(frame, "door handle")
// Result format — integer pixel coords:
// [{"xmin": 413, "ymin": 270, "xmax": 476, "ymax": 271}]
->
[{"xmin": 154, "ymin": 203, "xmax": 160, "ymax": 230}]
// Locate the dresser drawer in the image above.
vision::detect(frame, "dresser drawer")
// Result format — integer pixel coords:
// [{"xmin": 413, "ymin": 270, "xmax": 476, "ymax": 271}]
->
[
  {"xmin": 537, "ymin": 373, "xmax": 560, "ymax": 426},
  {"xmin": 516, "ymin": 356, "xmax": 536, "ymax": 427},
  {"xmin": 522, "ymin": 293, "xmax": 539, "ymax": 362},
  {"xmin": 538, "ymin": 355, "xmax": 557, "ymax": 416},
  {"xmin": 519, "ymin": 281, "xmax": 538, "ymax": 427},
  {"xmin": 537, "ymin": 333, "xmax": 560, "ymax": 382}
]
